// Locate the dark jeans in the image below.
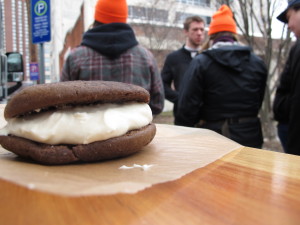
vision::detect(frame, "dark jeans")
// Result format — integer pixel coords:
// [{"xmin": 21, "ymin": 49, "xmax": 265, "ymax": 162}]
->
[
  {"xmin": 200, "ymin": 117, "xmax": 263, "ymax": 149},
  {"xmin": 277, "ymin": 122, "xmax": 288, "ymax": 152}
]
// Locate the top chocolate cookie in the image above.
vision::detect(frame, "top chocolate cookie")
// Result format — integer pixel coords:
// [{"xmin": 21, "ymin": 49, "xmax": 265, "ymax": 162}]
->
[{"xmin": 5, "ymin": 81, "xmax": 150, "ymax": 119}]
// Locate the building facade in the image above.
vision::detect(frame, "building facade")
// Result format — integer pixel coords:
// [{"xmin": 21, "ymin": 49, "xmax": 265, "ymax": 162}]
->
[
  {"xmin": 58, "ymin": 0, "xmax": 216, "ymax": 81},
  {"xmin": 0, "ymin": 0, "xmax": 217, "ymax": 83},
  {"xmin": 0, "ymin": 0, "xmax": 30, "ymax": 81},
  {"xmin": 0, "ymin": 0, "xmax": 287, "ymax": 83}
]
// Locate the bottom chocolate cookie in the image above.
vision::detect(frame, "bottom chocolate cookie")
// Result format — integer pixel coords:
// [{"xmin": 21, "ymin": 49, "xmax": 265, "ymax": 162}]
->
[{"xmin": 0, "ymin": 124, "xmax": 156, "ymax": 165}]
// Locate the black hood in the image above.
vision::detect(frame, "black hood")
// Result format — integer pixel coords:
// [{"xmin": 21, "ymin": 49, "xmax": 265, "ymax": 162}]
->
[
  {"xmin": 81, "ymin": 23, "xmax": 138, "ymax": 58},
  {"xmin": 203, "ymin": 45, "xmax": 252, "ymax": 72}
]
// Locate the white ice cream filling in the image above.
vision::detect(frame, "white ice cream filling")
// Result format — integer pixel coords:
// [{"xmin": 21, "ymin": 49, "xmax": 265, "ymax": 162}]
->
[{"xmin": 0, "ymin": 103, "xmax": 153, "ymax": 145}]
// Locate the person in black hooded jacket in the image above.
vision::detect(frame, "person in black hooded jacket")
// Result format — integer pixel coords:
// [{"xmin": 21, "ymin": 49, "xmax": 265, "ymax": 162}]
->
[
  {"xmin": 61, "ymin": 0, "xmax": 164, "ymax": 115},
  {"xmin": 176, "ymin": 5, "xmax": 268, "ymax": 148}
]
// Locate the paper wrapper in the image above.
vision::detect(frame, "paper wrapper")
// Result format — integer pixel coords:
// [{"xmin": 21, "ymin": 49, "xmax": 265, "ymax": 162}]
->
[{"xmin": 0, "ymin": 105, "xmax": 241, "ymax": 196}]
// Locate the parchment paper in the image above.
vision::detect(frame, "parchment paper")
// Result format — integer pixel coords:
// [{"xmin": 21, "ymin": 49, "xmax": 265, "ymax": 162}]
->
[{"xmin": 0, "ymin": 105, "xmax": 241, "ymax": 196}]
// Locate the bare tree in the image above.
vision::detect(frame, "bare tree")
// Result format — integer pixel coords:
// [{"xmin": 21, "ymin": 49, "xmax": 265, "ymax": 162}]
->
[{"xmin": 215, "ymin": 0, "xmax": 293, "ymax": 140}]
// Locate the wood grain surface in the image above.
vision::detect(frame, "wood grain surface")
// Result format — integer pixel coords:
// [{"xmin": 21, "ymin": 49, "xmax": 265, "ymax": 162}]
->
[
  {"xmin": 0, "ymin": 145, "xmax": 300, "ymax": 225},
  {"xmin": 0, "ymin": 102, "xmax": 299, "ymax": 225}
]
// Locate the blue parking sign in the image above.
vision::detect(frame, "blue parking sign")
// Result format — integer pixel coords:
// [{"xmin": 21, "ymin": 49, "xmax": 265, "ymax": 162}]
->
[
  {"xmin": 30, "ymin": 62, "xmax": 39, "ymax": 80},
  {"xmin": 31, "ymin": 0, "xmax": 51, "ymax": 44}
]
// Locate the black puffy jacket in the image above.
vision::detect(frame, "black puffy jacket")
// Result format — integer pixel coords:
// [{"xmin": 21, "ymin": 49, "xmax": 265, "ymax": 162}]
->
[
  {"xmin": 176, "ymin": 44, "xmax": 268, "ymax": 148},
  {"xmin": 273, "ymin": 40, "xmax": 300, "ymax": 155}
]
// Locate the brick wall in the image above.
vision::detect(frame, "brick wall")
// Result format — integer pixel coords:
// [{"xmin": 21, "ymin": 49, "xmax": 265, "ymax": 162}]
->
[{"xmin": 59, "ymin": 4, "xmax": 85, "ymax": 77}]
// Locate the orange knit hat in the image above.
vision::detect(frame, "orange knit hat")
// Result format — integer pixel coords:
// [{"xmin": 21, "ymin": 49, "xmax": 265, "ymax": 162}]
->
[
  {"xmin": 208, "ymin": 5, "xmax": 237, "ymax": 35},
  {"xmin": 94, "ymin": 0, "xmax": 128, "ymax": 24}
]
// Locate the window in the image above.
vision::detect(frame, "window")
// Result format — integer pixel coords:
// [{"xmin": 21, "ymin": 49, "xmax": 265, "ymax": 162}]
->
[
  {"xmin": 0, "ymin": 0, "xmax": 6, "ymax": 51},
  {"xmin": 176, "ymin": 0, "xmax": 210, "ymax": 7},
  {"xmin": 18, "ymin": 1, "xmax": 23, "ymax": 54},
  {"xmin": 6, "ymin": 52, "xmax": 23, "ymax": 72},
  {"xmin": 128, "ymin": 6, "xmax": 168, "ymax": 23},
  {"xmin": 11, "ymin": 0, "xmax": 17, "ymax": 51},
  {"xmin": 175, "ymin": 12, "xmax": 211, "ymax": 25},
  {"xmin": 129, "ymin": 6, "xmax": 146, "ymax": 20}
]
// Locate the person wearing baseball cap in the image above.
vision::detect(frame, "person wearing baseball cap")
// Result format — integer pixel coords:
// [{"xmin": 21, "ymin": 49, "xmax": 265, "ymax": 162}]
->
[
  {"xmin": 273, "ymin": 1, "xmax": 300, "ymax": 155},
  {"xmin": 61, "ymin": 0, "xmax": 165, "ymax": 115},
  {"xmin": 277, "ymin": 0, "xmax": 300, "ymax": 38},
  {"xmin": 277, "ymin": 0, "xmax": 300, "ymax": 22},
  {"xmin": 176, "ymin": 5, "xmax": 268, "ymax": 148}
]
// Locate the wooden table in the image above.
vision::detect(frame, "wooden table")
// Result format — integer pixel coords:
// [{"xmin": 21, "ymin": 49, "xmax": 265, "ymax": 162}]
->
[{"xmin": 0, "ymin": 122, "xmax": 299, "ymax": 225}]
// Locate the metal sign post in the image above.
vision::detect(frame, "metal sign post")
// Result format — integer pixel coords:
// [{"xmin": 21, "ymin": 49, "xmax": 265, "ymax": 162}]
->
[
  {"xmin": 31, "ymin": 0, "xmax": 51, "ymax": 84},
  {"xmin": 38, "ymin": 43, "xmax": 45, "ymax": 84}
]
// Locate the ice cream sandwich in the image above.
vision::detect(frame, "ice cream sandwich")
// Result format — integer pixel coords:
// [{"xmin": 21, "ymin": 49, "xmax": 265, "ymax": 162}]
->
[{"xmin": 0, "ymin": 81, "xmax": 156, "ymax": 165}]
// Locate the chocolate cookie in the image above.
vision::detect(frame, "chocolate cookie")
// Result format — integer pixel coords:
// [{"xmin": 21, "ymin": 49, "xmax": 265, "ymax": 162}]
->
[
  {"xmin": 0, "ymin": 124, "xmax": 156, "ymax": 165},
  {"xmin": 5, "ymin": 80, "xmax": 150, "ymax": 119},
  {"xmin": 0, "ymin": 81, "xmax": 156, "ymax": 165}
]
